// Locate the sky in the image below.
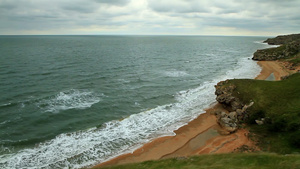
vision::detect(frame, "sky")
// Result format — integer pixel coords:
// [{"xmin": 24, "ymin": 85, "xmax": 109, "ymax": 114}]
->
[{"xmin": 0, "ymin": 0, "xmax": 299, "ymax": 36}]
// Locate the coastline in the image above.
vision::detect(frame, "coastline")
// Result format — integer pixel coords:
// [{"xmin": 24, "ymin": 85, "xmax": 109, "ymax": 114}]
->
[{"xmin": 94, "ymin": 59, "xmax": 290, "ymax": 168}]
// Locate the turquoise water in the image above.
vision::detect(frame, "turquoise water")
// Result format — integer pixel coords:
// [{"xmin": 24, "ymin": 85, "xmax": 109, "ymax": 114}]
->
[{"xmin": 0, "ymin": 35, "xmax": 268, "ymax": 168}]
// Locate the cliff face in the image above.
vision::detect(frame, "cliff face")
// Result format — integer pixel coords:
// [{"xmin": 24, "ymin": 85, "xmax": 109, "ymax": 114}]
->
[
  {"xmin": 215, "ymin": 80, "xmax": 243, "ymax": 112},
  {"xmin": 263, "ymin": 33, "xmax": 300, "ymax": 45},
  {"xmin": 214, "ymin": 80, "xmax": 254, "ymax": 133}
]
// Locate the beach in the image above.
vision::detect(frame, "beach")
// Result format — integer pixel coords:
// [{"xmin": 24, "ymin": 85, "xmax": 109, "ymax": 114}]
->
[{"xmin": 94, "ymin": 59, "xmax": 296, "ymax": 168}]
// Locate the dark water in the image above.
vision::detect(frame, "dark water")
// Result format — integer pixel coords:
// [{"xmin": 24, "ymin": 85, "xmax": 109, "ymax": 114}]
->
[{"xmin": 0, "ymin": 35, "xmax": 269, "ymax": 168}]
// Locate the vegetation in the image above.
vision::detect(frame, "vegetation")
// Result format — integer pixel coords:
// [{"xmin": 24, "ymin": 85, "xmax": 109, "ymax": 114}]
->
[
  {"xmin": 252, "ymin": 41, "xmax": 300, "ymax": 61},
  {"xmin": 264, "ymin": 33, "xmax": 300, "ymax": 45},
  {"xmin": 226, "ymin": 73, "xmax": 300, "ymax": 153},
  {"xmin": 99, "ymin": 153, "xmax": 300, "ymax": 169},
  {"xmin": 287, "ymin": 52, "xmax": 300, "ymax": 67}
]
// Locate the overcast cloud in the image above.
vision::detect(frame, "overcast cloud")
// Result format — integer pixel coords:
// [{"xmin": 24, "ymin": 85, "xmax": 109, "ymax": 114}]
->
[{"xmin": 0, "ymin": 0, "xmax": 299, "ymax": 35}]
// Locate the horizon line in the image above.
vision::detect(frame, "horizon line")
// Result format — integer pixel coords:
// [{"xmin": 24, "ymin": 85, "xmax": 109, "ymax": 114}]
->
[{"xmin": 0, "ymin": 34, "xmax": 273, "ymax": 37}]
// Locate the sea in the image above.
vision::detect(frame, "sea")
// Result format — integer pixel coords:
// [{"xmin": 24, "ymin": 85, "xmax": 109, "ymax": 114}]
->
[{"xmin": 0, "ymin": 35, "xmax": 271, "ymax": 168}]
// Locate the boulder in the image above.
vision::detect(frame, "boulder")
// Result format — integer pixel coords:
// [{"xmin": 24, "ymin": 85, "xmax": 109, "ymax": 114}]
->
[
  {"xmin": 255, "ymin": 118, "xmax": 265, "ymax": 125},
  {"xmin": 255, "ymin": 120, "xmax": 264, "ymax": 125},
  {"xmin": 218, "ymin": 116, "xmax": 238, "ymax": 133},
  {"xmin": 215, "ymin": 111, "xmax": 238, "ymax": 133},
  {"xmin": 228, "ymin": 111, "xmax": 237, "ymax": 120},
  {"xmin": 236, "ymin": 109, "xmax": 243, "ymax": 116},
  {"xmin": 242, "ymin": 102, "xmax": 254, "ymax": 112}
]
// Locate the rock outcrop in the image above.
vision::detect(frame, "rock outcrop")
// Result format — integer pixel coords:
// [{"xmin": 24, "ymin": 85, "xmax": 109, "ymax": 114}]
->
[
  {"xmin": 214, "ymin": 80, "xmax": 254, "ymax": 133},
  {"xmin": 215, "ymin": 80, "xmax": 243, "ymax": 111},
  {"xmin": 213, "ymin": 103, "xmax": 254, "ymax": 133}
]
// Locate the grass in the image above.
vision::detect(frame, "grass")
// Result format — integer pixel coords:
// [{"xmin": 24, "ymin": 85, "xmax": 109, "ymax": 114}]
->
[
  {"xmin": 229, "ymin": 73, "xmax": 300, "ymax": 129},
  {"xmin": 264, "ymin": 44, "xmax": 286, "ymax": 54},
  {"xmin": 227, "ymin": 73, "xmax": 300, "ymax": 153},
  {"xmin": 99, "ymin": 153, "xmax": 300, "ymax": 169}
]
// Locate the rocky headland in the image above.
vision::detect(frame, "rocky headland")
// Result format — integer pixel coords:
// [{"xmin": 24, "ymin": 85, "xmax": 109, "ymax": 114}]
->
[
  {"xmin": 252, "ymin": 34, "xmax": 300, "ymax": 62},
  {"xmin": 263, "ymin": 33, "xmax": 300, "ymax": 45}
]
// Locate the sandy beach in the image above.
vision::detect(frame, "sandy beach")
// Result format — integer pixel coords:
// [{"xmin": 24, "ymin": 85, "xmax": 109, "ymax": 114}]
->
[{"xmin": 94, "ymin": 60, "xmax": 294, "ymax": 168}]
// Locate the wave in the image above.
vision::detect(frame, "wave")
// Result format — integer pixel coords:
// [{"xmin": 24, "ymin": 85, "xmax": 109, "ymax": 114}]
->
[
  {"xmin": 254, "ymin": 41, "xmax": 280, "ymax": 48},
  {"xmin": 36, "ymin": 89, "xmax": 103, "ymax": 113},
  {"xmin": 0, "ymin": 102, "xmax": 13, "ymax": 108},
  {"xmin": 0, "ymin": 56, "xmax": 261, "ymax": 169},
  {"xmin": 163, "ymin": 70, "xmax": 189, "ymax": 77}
]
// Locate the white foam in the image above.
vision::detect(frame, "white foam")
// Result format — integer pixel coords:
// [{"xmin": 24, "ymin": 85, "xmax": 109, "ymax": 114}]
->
[
  {"xmin": 0, "ymin": 120, "xmax": 10, "ymax": 125},
  {"xmin": 254, "ymin": 41, "xmax": 280, "ymax": 48},
  {"xmin": 0, "ymin": 102, "xmax": 12, "ymax": 107},
  {"xmin": 36, "ymin": 89, "xmax": 102, "ymax": 113}
]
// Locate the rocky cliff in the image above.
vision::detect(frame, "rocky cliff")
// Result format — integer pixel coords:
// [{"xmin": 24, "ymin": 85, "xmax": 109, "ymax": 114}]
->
[{"xmin": 214, "ymin": 80, "xmax": 253, "ymax": 133}]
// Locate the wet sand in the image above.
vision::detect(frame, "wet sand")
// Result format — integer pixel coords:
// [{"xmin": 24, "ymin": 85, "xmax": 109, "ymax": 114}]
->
[{"xmin": 94, "ymin": 60, "xmax": 293, "ymax": 168}]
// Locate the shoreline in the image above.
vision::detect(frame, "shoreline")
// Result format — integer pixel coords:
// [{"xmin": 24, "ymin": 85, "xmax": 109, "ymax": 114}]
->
[{"xmin": 94, "ymin": 60, "xmax": 291, "ymax": 168}]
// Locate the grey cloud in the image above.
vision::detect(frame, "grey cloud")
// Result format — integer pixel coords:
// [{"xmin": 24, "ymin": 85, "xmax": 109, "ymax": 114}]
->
[
  {"xmin": 0, "ymin": 0, "xmax": 299, "ymax": 35},
  {"xmin": 93, "ymin": 0, "xmax": 130, "ymax": 6},
  {"xmin": 0, "ymin": 3, "xmax": 15, "ymax": 10},
  {"xmin": 0, "ymin": 0, "xmax": 134, "ymax": 34},
  {"xmin": 62, "ymin": 2, "xmax": 99, "ymax": 14},
  {"xmin": 147, "ymin": 0, "xmax": 209, "ymax": 13},
  {"xmin": 216, "ymin": 9, "xmax": 239, "ymax": 14},
  {"xmin": 148, "ymin": 0, "xmax": 300, "ymax": 33}
]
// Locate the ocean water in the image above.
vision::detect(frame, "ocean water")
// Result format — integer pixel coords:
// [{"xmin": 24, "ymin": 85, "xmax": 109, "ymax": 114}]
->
[{"xmin": 0, "ymin": 35, "xmax": 270, "ymax": 168}]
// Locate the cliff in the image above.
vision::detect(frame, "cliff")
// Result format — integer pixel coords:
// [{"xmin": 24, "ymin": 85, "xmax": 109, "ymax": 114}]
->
[{"xmin": 214, "ymin": 80, "xmax": 254, "ymax": 133}]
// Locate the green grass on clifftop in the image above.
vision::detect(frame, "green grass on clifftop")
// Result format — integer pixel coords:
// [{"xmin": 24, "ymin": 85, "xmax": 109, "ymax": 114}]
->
[
  {"xmin": 99, "ymin": 153, "xmax": 300, "ymax": 169},
  {"xmin": 227, "ymin": 73, "xmax": 300, "ymax": 153}
]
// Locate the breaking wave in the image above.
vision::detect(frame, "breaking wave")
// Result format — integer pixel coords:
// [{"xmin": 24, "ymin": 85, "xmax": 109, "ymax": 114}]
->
[{"xmin": 36, "ymin": 89, "xmax": 103, "ymax": 113}]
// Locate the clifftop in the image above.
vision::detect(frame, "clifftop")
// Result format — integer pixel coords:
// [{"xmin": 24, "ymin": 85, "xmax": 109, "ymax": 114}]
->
[{"xmin": 264, "ymin": 33, "xmax": 300, "ymax": 45}]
